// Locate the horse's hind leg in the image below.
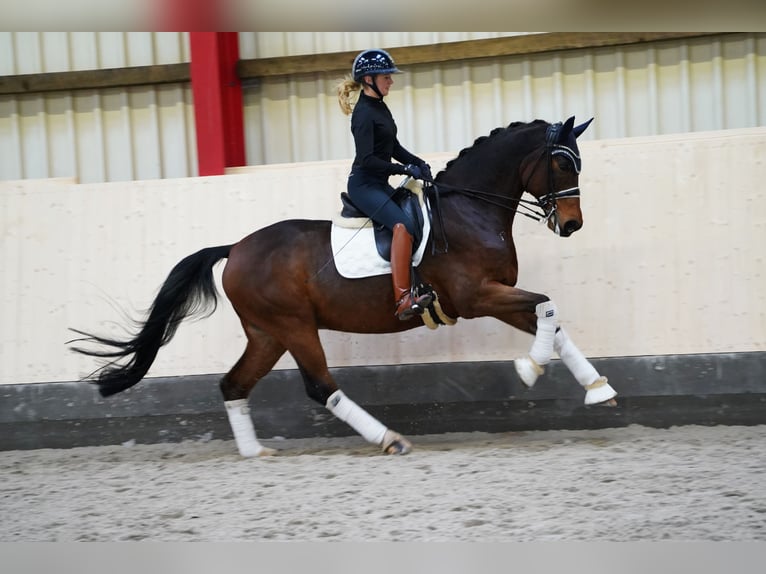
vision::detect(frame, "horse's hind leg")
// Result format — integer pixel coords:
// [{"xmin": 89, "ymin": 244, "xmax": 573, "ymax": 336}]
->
[
  {"xmin": 505, "ymin": 299, "xmax": 617, "ymax": 405},
  {"xmin": 286, "ymin": 324, "xmax": 411, "ymax": 455},
  {"xmin": 220, "ymin": 323, "xmax": 286, "ymax": 457}
]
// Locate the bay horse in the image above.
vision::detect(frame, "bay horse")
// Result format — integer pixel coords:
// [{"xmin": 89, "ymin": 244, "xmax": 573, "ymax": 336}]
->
[{"xmin": 69, "ymin": 115, "xmax": 617, "ymax": 457}]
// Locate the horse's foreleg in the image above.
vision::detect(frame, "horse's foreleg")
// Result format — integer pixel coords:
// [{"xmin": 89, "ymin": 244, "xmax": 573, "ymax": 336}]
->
[
  {"xmin": 473, "ymin": 283, "xmax": 617, "ymax": 406},
  {"xmin": 513, "ymin": 300, "xmax": 559, "ymax": 388},
  {"xmin": 221, "ymin": 324, "xmax": 286, "ymax": 457},
  {"xmin": 464, "ymin": 282, "xmax": 557, "ymax": 387},
  {"xmin": 507, "ymin": 301, "xmax": 617, "ymax": 406},
  {"xmin": 553, "ymin": 327, "xmax": 617, "ymax": 405}
]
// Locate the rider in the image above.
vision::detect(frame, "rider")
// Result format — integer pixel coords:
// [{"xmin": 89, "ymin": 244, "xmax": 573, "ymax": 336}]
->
[{"xmin": 336, "ymin": 48, "xmax": 434, "ymax": 320}]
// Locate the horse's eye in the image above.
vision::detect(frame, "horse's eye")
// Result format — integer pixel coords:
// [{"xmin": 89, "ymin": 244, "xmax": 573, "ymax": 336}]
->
[{"xmin": 556, "ymin": 157, "xmax": 574, "ymax": 172}]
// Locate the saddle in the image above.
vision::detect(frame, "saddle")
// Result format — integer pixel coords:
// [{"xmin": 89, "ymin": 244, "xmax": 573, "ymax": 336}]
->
[
  {"xmin": 338, "ymin": 182, "xmax": 425, "ymax": 261},
  {"xmin": 331, "ymin": 178, "xmax": 456, "ymax": 330}
]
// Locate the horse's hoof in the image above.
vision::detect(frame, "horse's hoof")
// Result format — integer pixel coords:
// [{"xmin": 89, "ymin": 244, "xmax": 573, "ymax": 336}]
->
[
  {"xmin": 584, "ymin": 377, "xmax": 618, "ymax": 406},
  {"xmin": 514, "ymin": 356, "xmax": 544, "ymax": 388},
  {"xmin": 239, "ymin": 446, "xmax": 278, "ymax": 458},
  {"xmin": 382, "ymin": 430, "xmax": 412, "ymax": 455}
]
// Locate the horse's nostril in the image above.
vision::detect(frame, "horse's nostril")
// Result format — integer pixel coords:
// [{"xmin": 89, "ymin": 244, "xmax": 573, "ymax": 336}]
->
[{"xmin": 563, "ymin": 220, "xmax": 582, "ymax": 235}]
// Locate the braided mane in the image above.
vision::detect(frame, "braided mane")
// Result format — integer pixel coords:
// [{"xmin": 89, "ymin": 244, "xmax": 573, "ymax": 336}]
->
[{"xmin": 442, "ymin": 119, "xmax": 548, "ymax": 173}]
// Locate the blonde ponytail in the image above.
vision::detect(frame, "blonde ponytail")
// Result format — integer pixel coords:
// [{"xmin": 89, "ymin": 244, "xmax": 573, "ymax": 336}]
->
[{"xmin": 336, "ymin": 75, "xmax": 361, "ymax": 115}]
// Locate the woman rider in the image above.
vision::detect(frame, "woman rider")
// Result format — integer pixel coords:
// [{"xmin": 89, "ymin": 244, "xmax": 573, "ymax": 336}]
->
[{"xmin": 336, "ymin": 48, "xmax": 434, "ymax": 320}]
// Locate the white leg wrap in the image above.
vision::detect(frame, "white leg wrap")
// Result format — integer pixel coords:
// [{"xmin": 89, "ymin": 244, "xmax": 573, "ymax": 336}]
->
[
  {"xmin": 224, "ymin": 399, "xmax": 271, "ymax": 457},
  {"xmin": 553, "ymin": 327, "xmax": 599, "ymax": 387},
  {"xmin": 553, "ymin": 328, "xmax": 617, "ymax": 405},
  {"xmin": 583, "ymin": 378, "xmax": 618, "ymax": 405},
  {"xmin": 326, "ymin": 390, "xmax": 387, "ymax": 445},
  {"xmin": 513, "ymin": 355, "xmax": 545, "ymax": 388},
  {"xmin": 528, "ymin": 300, "xmax": 558, "ymax": 366}
]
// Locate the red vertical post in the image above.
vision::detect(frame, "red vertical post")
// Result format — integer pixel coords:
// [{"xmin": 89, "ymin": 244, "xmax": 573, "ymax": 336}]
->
[{"xmin": 189, "ymin": 32, "xmax": 245, "ymax": 176}]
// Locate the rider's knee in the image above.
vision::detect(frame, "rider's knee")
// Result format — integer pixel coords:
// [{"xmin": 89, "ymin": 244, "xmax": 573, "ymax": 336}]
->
[{"xmin": 401, "ymin": 221, "xmax": 417, "ymax": 236}]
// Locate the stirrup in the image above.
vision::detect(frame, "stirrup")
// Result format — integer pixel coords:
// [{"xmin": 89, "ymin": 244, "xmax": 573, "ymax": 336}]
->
[
  {"xmin": 396, "ymin": 302, "xmax": 424, "ymax": 320},
  {"xmin": 413, "ymin": 291, "xmax": 434, "ymax": 309},
  {"xmin": 395, "ymin": 293, "xmax": 428, "ymax": 320}
]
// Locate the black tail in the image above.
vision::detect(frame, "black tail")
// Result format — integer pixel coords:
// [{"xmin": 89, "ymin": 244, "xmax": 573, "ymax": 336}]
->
[{"xmin": 68, "ymin": 245, "xmax": 231, "ymax": 397}]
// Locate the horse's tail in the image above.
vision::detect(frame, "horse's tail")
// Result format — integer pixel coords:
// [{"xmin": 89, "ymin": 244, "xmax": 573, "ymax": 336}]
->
[{"xmin": 68, "ymin": 245, "xmax": 232, "ymax": 397}]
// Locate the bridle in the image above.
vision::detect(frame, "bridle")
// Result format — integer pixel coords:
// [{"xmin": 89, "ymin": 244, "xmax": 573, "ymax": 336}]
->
[
  {"xmin": 520, "ymin": 121, "xmax": 583, "ymax": 230},
  {"xmin": 425, "ymin": 122, "xmax": 583, "ymax": 250}
]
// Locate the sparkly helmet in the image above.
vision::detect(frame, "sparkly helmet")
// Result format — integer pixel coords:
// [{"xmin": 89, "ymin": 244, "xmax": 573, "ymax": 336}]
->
[{"xmin": 352, "ymin": 49, "xmax": 401, "ymax": 82}]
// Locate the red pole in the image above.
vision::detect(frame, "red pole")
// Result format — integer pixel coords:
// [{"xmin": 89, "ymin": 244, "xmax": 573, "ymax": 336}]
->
[
  {"xmin": 156, "ymin": 0, "xmax": 223, "ymax": 31},
  {"xmin": 189, "ymin": 32, "xmax": 246, "ymax": 176}
]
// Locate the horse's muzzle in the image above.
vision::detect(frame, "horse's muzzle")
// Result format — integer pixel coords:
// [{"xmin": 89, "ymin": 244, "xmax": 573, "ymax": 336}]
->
[{"xmin": 560, "ymin": 219, "xmax": 582, "ymax": 237}]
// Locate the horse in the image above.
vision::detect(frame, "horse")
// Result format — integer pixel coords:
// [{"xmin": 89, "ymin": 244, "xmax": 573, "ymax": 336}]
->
[{"xmin": 69, "ymin": 115, "xmax": 617, "ymax": 457}]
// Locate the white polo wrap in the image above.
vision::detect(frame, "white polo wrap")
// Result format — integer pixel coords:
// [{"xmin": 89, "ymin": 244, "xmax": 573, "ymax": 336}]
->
[
  {"xmin": 224, "ymin": 399, "xmax": 268, "ymax": 457},
  {"xmin": 528, "ymin": 300, "xmax": 558, "ymax": 366},
  {"xmin": 326, "ymin": 390, "xmax": 387, "ymax": 445},
  {"xmin": 553, "ymin": 327, "xmax": 600, "ymax": 387}
]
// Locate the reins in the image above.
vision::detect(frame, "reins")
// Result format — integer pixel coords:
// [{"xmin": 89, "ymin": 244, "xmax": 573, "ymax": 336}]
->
[
  {"xmin": 428, "ymin": 179, "xmax": 550, "ymax": 222},
  {"xmin": 424, "ymin": 178, "xmax": 551, "ymax": 256}
]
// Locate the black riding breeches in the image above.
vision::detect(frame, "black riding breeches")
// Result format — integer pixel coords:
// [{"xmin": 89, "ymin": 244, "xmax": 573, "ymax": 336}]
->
[{"xmin": 347, "ymin": 171, "xmax": 418, "ymax": 236}]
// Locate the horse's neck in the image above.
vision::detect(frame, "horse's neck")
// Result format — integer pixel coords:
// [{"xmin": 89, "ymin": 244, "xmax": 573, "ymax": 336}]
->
[
  {"xmin": 438, "ymin": 127, "xmax": 541, "ymax": 237},
  {"xmin": 441, "ymin": 171, "xmax": 523, "ymax": 232}
]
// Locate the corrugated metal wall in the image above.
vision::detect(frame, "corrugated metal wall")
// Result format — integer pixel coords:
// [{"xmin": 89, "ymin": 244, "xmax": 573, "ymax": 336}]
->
[
  {"xmin": 1, "ymin": 32, "xmax": 765, "ymax": 183},
  {"xmin": 0, "ymin": 32, "xmax": 196, "ymax": 182},
  {"xmin": 237, "ymin": 32, "xmax": 534, "ymax": 58},
  {"xmin": 245, "ymin": 33, "xmax": 766, "ymax": 166}
]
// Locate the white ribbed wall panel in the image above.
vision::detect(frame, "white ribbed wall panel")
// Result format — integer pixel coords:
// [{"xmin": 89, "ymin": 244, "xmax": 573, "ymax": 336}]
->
[
  {"xmin": 237, "ymin": 32, "xmax": 535, "ymax": 58},
  {"xmin": 0, "ymin": 32, "xmax": 190, "ymax": 74},
  {"xmin": 0, "ymin": 85, "xmax": 197, "ymax": 182},
  {"xmin": 246, "ymin": 34, "xmax": 766, "ymax": 167},
  {"xmin": 0, "ymin": 32, "xmax": 195, "ymax": 182},
  {"xmin": 1, "ymin": 33, "xmax": 765, "ymax": 183}
]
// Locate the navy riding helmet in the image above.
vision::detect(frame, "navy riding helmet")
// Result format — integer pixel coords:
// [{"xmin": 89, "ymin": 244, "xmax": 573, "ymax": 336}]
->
[{"xmin": 352, "ymin": 49, "xmax": 401, "ymax": 82}]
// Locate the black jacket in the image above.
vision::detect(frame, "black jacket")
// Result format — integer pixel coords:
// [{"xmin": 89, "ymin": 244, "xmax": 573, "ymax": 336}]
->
[{"xmin": 350, "ymin": 92, "xmax": 421, "ymax": 180}]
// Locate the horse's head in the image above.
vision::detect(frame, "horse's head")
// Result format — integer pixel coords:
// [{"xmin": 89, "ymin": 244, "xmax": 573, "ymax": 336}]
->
[{"xmin": 521, "ymin": 116, "xmax": 593, "ymax": 237}]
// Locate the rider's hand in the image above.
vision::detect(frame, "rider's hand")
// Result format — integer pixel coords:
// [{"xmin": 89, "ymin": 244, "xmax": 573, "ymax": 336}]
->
[
  {"xmin": 402, "ymin": 163, "xmax": 424, "ymax": 180},
  {"xmin": 419, "ymin": 162, "xmax": 433, "ymax": 182}
]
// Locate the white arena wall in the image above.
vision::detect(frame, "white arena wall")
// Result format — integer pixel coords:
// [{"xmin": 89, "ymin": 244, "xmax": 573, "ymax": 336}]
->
[{"xmin": 1, "ymin": 127, "xmax": 764, "ymax": 387}]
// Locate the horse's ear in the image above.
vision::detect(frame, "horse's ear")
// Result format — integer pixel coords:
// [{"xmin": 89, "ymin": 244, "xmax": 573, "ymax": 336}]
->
[
  {"xmin": 558, "ymin": 116, "xmax": 576, "ymax": 142},
  {"xmin": 572, "ymin": 117, "xmax": 594, "ymax": 139}
]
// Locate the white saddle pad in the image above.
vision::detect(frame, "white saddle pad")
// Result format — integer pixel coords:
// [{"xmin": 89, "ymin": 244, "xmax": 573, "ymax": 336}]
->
[{"xmin": 330, "ymin": 180, "xmax": 431, "ymax": 279}]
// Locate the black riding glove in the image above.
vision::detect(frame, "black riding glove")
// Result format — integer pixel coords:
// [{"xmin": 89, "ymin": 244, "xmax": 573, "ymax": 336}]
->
[
  {"xmin": 402, "ymin": 163, "xmax": 424, "ymax": 180},
  {"xmin": 419, "ymin": 162, "xmax": 433, "ymax": 182}
]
